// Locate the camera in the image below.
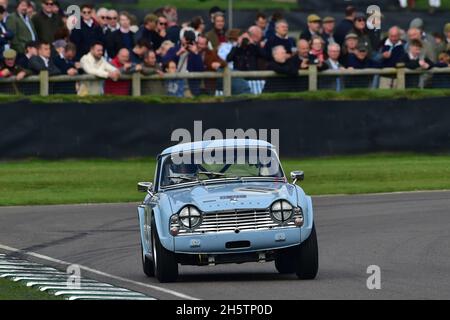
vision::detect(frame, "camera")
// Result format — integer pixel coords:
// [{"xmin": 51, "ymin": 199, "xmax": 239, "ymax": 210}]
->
[{"xmin": 184, "ymin": 30, "xmax": 197, "ymax": 46}]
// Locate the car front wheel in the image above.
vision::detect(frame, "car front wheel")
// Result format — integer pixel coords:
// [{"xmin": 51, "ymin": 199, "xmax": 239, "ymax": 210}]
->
[
  {"xmin": 295, "ymin": 223, "xmax": 319, "ymax": 279},
  {"xmin": 151, "ymin": 219, "xmax": 179, "ymax": 283}
]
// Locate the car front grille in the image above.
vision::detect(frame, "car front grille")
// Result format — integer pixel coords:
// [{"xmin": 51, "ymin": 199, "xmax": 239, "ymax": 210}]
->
[{"xmin": 173, "ymin": 209, "xmax": 299, "ymax": 235}]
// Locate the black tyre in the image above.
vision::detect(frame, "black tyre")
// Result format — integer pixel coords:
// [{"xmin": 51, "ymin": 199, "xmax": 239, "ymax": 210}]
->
[
  {"xmin": 140, "ymin": 242, "xmax": 154, "ymax": 277},
  {"xmin": 274, "ymin": 247, "xmax": 296, "ymax": 274},
  {"xmin": 151, "ymin": 219, "xmax": 178, "ymax": 282},
  {"xmin": 295, "ymin": 224, "xmax": 319, "ymax": 279}
]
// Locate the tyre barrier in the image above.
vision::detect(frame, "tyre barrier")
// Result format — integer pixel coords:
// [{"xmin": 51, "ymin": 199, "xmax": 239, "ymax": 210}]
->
[{"xmin": 0, "ymin": 253, "xmax": 154, "ymax": 300}]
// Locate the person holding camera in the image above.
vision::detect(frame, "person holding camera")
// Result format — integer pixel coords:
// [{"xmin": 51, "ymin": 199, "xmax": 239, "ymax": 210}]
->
[{"xmin": 160, "ymin": 27, "xmax": 204, "ymax": 96}]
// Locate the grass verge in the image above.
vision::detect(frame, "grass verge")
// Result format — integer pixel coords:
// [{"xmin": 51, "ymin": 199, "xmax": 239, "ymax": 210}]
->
[
  {"xmin": 0, "ymin": 89, "xmax": 449, "ymax": 105},
  {"xmin": 0, "ymin": 153, "xmax": 449, "ymax": 206},
  {"xmin": 0, "ymin": 278, "xmax": 62, "ymax": 300}
]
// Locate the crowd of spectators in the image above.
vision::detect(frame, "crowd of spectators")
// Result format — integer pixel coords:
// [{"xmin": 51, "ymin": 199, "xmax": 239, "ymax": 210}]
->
[{"xmin": 0, "ymin": 0, "xmax": 449, "ymax": 96}]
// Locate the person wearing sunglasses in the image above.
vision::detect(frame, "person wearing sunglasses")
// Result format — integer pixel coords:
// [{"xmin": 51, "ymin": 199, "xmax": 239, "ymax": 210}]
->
[
  {"xmin": 106, "ymin": 9, "xmax": 119, "ymax": 32},
  {"xmin": 95, "ymin": 7, "xmax": 108, "ymax": 34},
  {"xmin": 31, "ymin": 0, "xmax": 63, "ymax": 43},
  {"xmin": 69, "ymin": 4, "xmax": 104, "ymax": 60},
  {"xmin": 349, "ymin": 12, "xmax": 381, "ymax": 58}
]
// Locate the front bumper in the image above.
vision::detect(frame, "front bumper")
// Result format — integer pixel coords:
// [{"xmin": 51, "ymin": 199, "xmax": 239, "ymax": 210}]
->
[{"xmin": 173, "ymin": 226, "xmax": 301, "ymax": 255}]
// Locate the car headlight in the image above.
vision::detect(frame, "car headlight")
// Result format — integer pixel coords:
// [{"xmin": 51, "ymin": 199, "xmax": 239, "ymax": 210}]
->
[
  {"xmin": 178, "ymin": 206, "xmax": 202, "ymax": 229},
  {"xmin": 270, "ymin": 200, "xmax": 294, "ymax": 223}
]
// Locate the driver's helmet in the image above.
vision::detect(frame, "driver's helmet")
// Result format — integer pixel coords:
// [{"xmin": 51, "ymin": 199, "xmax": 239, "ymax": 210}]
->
[{"xmin": 169, "ymin": 163, "xmax": 198, "ymax": 175}]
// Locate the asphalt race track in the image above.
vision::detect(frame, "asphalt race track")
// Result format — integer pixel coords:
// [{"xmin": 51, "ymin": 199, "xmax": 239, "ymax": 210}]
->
[{"xmin": 1, "ymin": 191, "xmax": 450, "ymax": 300}]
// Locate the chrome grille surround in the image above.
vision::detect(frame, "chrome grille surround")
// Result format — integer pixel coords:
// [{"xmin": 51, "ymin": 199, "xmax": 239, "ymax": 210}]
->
[{"xmin": 171, "ymin": 208, "xmax": 302, "ymax": 235}]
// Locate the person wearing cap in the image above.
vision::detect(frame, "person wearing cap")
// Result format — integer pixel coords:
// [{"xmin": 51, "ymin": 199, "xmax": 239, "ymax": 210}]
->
[
  {"xmin": 335, "ymin": 5, "xmax": 356, "ymax": 46},
  {"xmin": 340, "ymin": 33, "xmax": 358, "ymax": 67},
  {"xmin": 6, "ymin": 0, "xmax": 37, "ymax": 55},
  {"xmin": 300, "ymin": 14, "xmax": 321, "ymax": 42},
  {"xmin": 347, "ymin": 42, "xmax": 379, "ymax": 88},
  {"xmin": 265, "ymin": 19, "xmax": 296, "ymax": 60},
  {"xmin": 31, "ymin": 0, "xmax": 63, "ymax": 43},
  {"xmin": 205, "ymin": 11, "xmax": 226, "ymax": 49},
  {"xmin": 350, "ymin": 12, "xmax": 379, "ymax": 57},
  {"xmin": 321, "ymin": 16, "xmax": 336, "ymax": 49},
  {"xmin": 0, "ymin": 48, "xmax": 30, "ymax": 79},
  {"xmin": 0, "ymin": 5, "xmax": 13, "ymax": 57}
]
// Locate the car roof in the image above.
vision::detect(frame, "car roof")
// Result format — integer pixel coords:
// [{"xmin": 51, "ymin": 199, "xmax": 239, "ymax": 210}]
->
[{"xmin": 161, "ymin": 139, "xmax": 275, "ymax": 156}]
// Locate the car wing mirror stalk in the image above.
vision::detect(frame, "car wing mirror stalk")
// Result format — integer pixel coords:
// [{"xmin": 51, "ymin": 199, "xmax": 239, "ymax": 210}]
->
[
  {"xmin": 290, "ymin": 171, "xmax": 304, "ymax": 184},
  {"xmin": 137, "ymin": 182, "xmax": 154, "ymax": 196}
]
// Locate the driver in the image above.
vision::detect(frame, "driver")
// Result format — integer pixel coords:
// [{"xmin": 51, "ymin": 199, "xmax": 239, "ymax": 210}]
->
[{"xmin": 168, "ymin": 162, "xmax": 199, "ymax": 184}]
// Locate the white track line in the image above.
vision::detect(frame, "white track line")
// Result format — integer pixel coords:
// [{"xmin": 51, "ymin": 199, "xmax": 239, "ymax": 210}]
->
[{"xmin": 0, "ymin": 243, "xmax": 199, "ymax": 300}]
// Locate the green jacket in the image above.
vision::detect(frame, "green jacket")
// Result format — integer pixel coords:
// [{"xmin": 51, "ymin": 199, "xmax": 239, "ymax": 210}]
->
[{"xmin": 6, "ymin": 12, "xmax": 37, "ymax": 54}]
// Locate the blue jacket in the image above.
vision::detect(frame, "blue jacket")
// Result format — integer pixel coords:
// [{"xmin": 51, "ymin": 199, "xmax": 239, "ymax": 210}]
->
[{"xmin": 381, "ymin": 39, "xmax": 405, "ymax": 68}]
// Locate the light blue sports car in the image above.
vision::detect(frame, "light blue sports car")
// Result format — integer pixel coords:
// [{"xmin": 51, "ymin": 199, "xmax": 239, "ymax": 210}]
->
[{"xmin": 137, "ymin": 139, "xmax": 318, "ymax": 282}]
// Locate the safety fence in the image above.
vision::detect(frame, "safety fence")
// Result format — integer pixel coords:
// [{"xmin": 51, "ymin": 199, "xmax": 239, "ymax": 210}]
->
[{"xmin": 0, "ymin": 66, "xmax": 449, "ymax": 97}]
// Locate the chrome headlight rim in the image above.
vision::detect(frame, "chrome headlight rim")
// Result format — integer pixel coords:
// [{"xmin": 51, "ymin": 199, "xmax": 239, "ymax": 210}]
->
[
  {"xmin": 270, "ymin": 200, "xmax": 295, "ymax": 223},
  {"xmin": 177, "ymin": 205, "xmax": 203, "ymax": 230}
]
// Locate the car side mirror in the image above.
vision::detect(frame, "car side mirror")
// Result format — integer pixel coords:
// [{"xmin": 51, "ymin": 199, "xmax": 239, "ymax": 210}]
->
[
  {"xmin": 290, "ymin": 171, "xmax": 304, "ymax": 184},
  {"xmin": 137, "ymin": 182, "xmax": 153, "ymax": 193}
]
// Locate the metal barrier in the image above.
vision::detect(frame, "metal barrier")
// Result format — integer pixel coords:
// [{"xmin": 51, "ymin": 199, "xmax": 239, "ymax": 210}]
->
[{"xmin": 0, "ymin": 66, "xmax": 449, "ymax": 97}]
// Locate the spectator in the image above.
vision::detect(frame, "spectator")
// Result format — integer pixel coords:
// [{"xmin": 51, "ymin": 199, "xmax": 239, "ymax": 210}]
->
[
  {"xmin": 406, "ymin": 27, "xmax": 436, "ymax": 62},
  {"xmin": 403, "ymin": 39, "xmax": 433, "ymax": 70},
  {"xmin": 156, "ymin": 39, "xmax": 174, "ymax": 61},
  {"xmin": 300, "ymin": 14, "xmax": 321, "ymax": 42},
  {"xmin": 205, "ymin": 11, "xmax": 226, "ymax": 49},
  {"xmin": 29, "ymin": 40, "xmax": 60, "ymax": 75},
  {"xmin": 27, "ymin": 0, "xmax": 36, "ymax": 18},
  {"xmin": 334, "ymin": 5, "xmax": 356, "ymax": 46},
  {"xmin": 432, "ymin": 32, "xmax": 446, "ymax": 56},
  {"xmin": 16, "ymin": 40, "xmax": 38, "ymax": 69},
  {"xmin": 190, "ymin": 16, "xmax": 205, "ymax": 36},
  {"xmin": 105, "ymin": 48, "xmax": 141, "ymax": 95},
  {"xmin": 141, "ymin": 49, "xmax": 165, "ymax": 95},
  {"xmin": 32, "ymin": 0, "xmax": 63, "ymax": 43},
  {"xmin": 264, "ymin": 45, "xmax": 298, "ymax": 93},
  {"xmin": 0, "ymin": 6, "xmax": 13, "ymax": 57},
  {"xmin": 321, "ymin": 16, "xmax": 336, "ymax": 49},
  {"xmin": 381, "ymin": 26, "xmax": 405, "ymax": 68},
  {"xmin": 0, "ymin": 0, "xmax": 9, "ymax": 23},
  {"xmin": 52, "ymin": 41, "xmax": 79, "ymax": 75},
  {"xmin": 340, "ymin": 32, "xmax": 358, "ymax": 67},
  {"xmin": 207, "ymin": 6, "xmax": 222, "ymax": 30},
  {"xmin": 0, "ymin": 48, "xmax": 29, "ymax": 79},
  {"xmin": 321, "ymin": 43, "xmax": 345, "ymax": 91},
  {"xmin": 130, "ymin": 39, "xmax": 151, "ymax": 64},
  {"xmin": 255, "ymin": 12, "xmax": 268, "ymax": 39},
  {"xmin": 351, "ymin": 12, "xmax": 376, "ymax": 56},
  {"xmin": 309, "ymin": 35, "xmax": 326, "ymax": 68},
  {"xmin": 95, "ymin": 7, "xmax": 109, "ymax": 34},
  {"xmin": 105, "ymin": 11, "xmax": 136, "ymax": 59},
  {"xmin": 265, "ymin": 19, "xmax": 296, "ymax": 59},
  {"xmin": 347, "ymin": 43, "xmax": 379, "ymax": 88},
  {"xmin": 79, "ymin": 41, "xmax": 120, "ymax": 96},
  {"xmin": 161, "ymin": 28, "xmax": 204, "ymax": 96},
  {"xmin": 136, "ymin": 14, "xmax": 158, "ymax": 49},
  {"xmin": 69, "ymin": 4, "xmax": 104, "ymax": 60},
  {"xmin": 227, "ymin": 26, "xmax": 267, "ymax": 71},
  {"xmin": 107, "ymin": 9, "xmax": 119, "ymax": 32},
  {"xmin": 197, "ymin": 34, "xmax": 226, "ymax": 94},
  {"xmin": 6, "ymin": 0, "xmax": 37, "ymax": 55},
  {"xmin": 436, "ymin": 52, "xmax": 449, "ymax": 66},
  {"xmin": 409, "ymin": 18, "xmax": 436, "ymax": 52},
  {"xmin": 152, "ymin": 14, "xmax": 169, "ymax": 50},
  {"xmin": 265, "ymin": 11, "xmax": 283, "ymax": 41},
  {"xmin": 291, "ymin": 39, "xmax": 315, "ymax": 70},
  {"xmin": 443, "ymin": 23, "xmax": 450, "ymax": 53},
  {"xmin": 164, "ymin": 60, "xmax": 184, "ymax": 97},
  {"xmin": 347, "ymin": 43, "xmax": 379, "ymax": 69},
  {"xmin": 163, "ymin": 5, "xmax": 180, "ymax": 44}
]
